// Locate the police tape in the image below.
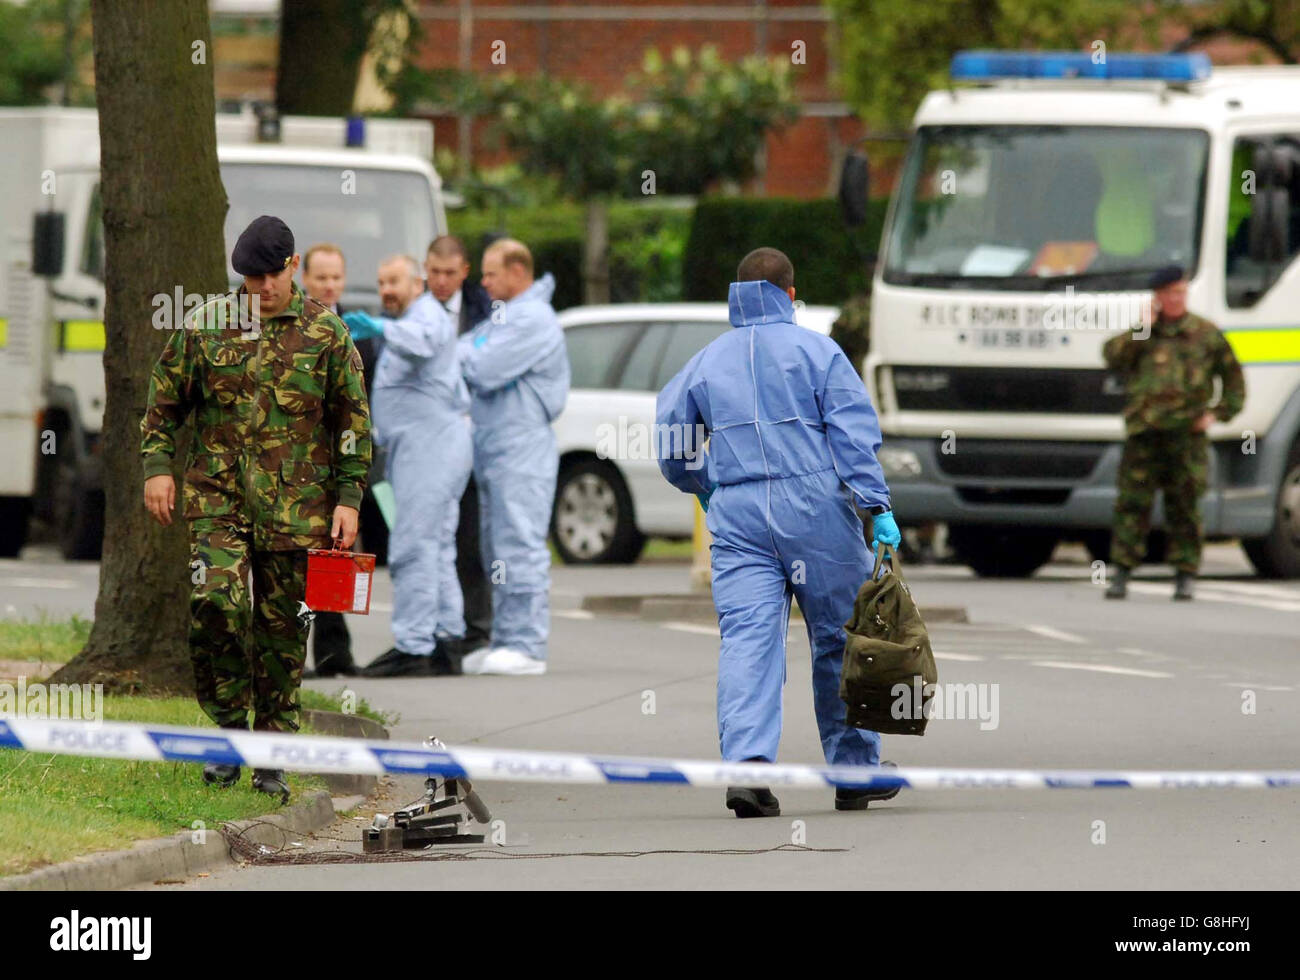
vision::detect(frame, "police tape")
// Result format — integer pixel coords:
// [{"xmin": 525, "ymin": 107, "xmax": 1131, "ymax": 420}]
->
[{"xmin": 3, "ymin": 715, "xmax": 1300, "ymax": 790}]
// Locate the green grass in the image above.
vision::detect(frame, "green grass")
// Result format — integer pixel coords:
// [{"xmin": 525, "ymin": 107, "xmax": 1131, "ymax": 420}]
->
[
  {"xmin": 0, "ymin": 695, "xmax": 339, "ymax": 878},
  {"xmin": 641, "ymin": 538, "xmax": 694, "ymax": 561},
  {"xmin": 0, "ymin": 615, "xmax": 93, "ymax": 666},
  {"xmin": 300, "ymin": 687, "xmax": 397, "ymax": 727}
]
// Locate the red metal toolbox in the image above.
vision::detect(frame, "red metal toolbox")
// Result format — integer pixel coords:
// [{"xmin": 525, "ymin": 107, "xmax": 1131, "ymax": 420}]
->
[{"xmin": 305, "ymin": 542, "xmax": 376, "ymax": 614}]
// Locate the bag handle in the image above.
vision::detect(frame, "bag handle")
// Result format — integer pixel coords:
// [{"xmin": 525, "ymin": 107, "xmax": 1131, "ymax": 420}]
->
[{"xmin": 871, "ymin": 541, "xmax": 900, "ymax": 581}]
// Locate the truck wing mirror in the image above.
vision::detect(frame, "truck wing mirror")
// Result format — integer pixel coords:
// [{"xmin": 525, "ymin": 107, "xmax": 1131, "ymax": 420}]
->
[
  {"xmin": 32, "ymin": 211, "xmax": 66, "ymax": 277},
  {"xmin": 839, "ymin": 152, "xmax": 870, "ymax": 228}
]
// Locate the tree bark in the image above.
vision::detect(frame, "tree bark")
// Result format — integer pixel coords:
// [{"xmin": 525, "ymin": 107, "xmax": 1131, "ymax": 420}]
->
[
  {"xmin": 276, "ymin": 0, "xmax": 372, "ymax": 115},
  {"xmin": 52, "ymin": 0, "xmax": 227, "ymax": 694},
  {"xmin": 582, "ymin": 198, "xmax": 611, "ymax": 305}
]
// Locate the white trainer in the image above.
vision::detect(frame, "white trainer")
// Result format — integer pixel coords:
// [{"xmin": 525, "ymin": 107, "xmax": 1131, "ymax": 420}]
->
[
  {"xmin": 476, "ymin": 647, "xmax": 546, "ymax": 676},
  {"xmin": 460, "ymin": 647, "xmax": 491, "ymax": 675}
]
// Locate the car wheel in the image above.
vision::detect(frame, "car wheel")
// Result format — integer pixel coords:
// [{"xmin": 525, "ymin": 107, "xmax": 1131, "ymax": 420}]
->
[
  {"xmin": 551, "ymin": 460, "xmax": 645, "ymax": 564},
  {"xmin": 948, "ymin": 525, "xmax": 1059, "ymax": 578},
  {"xmin": 1243, "ymin": 439, "xmax": 1300, "ymax": 578}
]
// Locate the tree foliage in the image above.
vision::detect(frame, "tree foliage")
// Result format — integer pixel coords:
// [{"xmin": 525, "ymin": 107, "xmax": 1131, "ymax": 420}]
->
[
  {"xmin": 826, "ymin": 0, "xmax": 1141, "ymax": 130},
  {"xmin": 391, "ymin": 45, "xmax": 798, "ymax": 200},
  {"xmin": 0, "ymin": 0, "xmax": 93, "ymax": 106}
]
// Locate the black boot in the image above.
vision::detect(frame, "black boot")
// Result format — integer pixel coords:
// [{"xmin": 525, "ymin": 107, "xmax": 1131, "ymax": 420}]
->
[
  {"xmin": 306, "ymin": 612, "xmax": 358, "ymax": 678},
  {"xmin": 835, "ymin": 761, "xmax": 902, "ymax": 810},
  {"xmin": 202, "ymin": 762, "xmax": 241, "ymax": 788},
  {"xmin": 725, "ymin": 757, "xmax": 780, "ymax": 818},
  {"xmin": 1173, "ymin": 571, "xmax": 1195, "ymax": 601},
  {"xmin": 252, "ymin": 769, "xmax": 290, "ymax": 804},
  {"xmin": 360, "ymin": 647, "xmax": 432, "ymax": 677},
  {"xmin": 1105, "ymin": 566, "xmax": 1130, "ymax": 599},
  {"xmin": 429, "ymin": 636, "xmax": 464, "ymax": 676}
]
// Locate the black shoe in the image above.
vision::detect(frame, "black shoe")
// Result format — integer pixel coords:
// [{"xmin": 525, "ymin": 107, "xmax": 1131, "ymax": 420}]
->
[
  {"xmin": 1173, "ymin": 571, "xmax": 1195, "ymax": 601},
  {"xmin": 1105, "ymin": 566, "xmax": 1130, "ymax": 599},
  {"xmin": 725, "ymin": 785, "xmax": 781, "ymax": 818},
  {"xmin": 429, "ymin": 636, "xmax": 464, "ymax": 676},
  {"xmin": 835, "ymin": 760, "xmax": 902, "ymax": 810},
  {"xmin": 725, "ymin": 757, "xmax": 779, "ymax": 817},
  {"xmin": 360, "ymin": 648, "xmax": 432, "ymax": 677},
  {"xmin": 202, "ymin": 763, "xmax": 241, "ymax": 788},
  {"xmin": 251, "ymin": 768, "xmax": 290, "ymax": 804},
  {"xmin": 304, "ymin": 662, "xmax": 359, "ymax": 679}
]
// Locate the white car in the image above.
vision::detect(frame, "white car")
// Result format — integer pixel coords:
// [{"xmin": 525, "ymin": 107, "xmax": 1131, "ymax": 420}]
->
[{"xmin": 549, "ymin": 301, "xmax": 841, "ymax": 563}]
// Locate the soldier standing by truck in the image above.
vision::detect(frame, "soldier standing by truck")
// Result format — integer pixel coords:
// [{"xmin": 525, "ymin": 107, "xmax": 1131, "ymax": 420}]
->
[
  {"xmin": 140, "ymin": 215, "xmax": 372, "ymax": 800},
  {"xmin": 1103, "ymin": 266, "xmax": 1245, "ymax": 601}
]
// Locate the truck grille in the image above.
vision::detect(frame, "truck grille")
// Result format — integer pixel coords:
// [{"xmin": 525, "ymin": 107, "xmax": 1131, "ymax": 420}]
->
[
  {"xmin": 892, "ymin": 366, "xmax": 1124, "ymax": 414},
  {"xmin": 936, "ymin": 440, "xmax": 1107, "ymax": 480}
]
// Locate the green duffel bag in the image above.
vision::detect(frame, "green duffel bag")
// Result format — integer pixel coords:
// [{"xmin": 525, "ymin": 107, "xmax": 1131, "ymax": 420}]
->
[{"xmin": 840, "ymin": 543, "xmax": 938, "ymax": 735}]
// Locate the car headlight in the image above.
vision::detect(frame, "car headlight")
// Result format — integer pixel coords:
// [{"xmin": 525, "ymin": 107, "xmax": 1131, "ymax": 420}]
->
[{"xmin": 878, "ymin": 446, "xmax": 922, "ymax": 479}]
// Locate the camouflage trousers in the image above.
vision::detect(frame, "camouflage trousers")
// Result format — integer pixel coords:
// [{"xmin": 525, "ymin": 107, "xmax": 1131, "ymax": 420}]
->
[
  {"xmin": 189, "ymin": 521, "xmax": 310, "ymax": 733},
  {"xmin": 1112, "ymin": 429, "xmax": 1208, "ymax": 573}
]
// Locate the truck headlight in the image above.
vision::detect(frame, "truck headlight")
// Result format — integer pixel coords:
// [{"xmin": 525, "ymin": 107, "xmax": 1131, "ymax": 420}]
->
[{"xmin": 879, "ymin": 446, "xmax": 922, "ymax": 479}]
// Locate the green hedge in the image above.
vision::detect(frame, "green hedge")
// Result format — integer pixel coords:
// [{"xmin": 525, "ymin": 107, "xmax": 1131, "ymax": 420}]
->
[
  {"xmin": 448, "ymin": 201, "xmax": 693, "ymax": 310},
  {"xmin": 681, "ymin": 197, "xmax": 888, "ymax": 305}
]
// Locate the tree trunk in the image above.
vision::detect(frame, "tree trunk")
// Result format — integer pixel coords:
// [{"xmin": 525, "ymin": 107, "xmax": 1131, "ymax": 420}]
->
[
  {"xmin": 52, "ymin": 0, "xmax": 227, "ymax": 694},
  {"xmin": 582, "ymin": 198, "xmax": 611, "ymax": 305},
  {"xmin": 276, "ymin": 0, "xmax": 372, "ymax": 115}
]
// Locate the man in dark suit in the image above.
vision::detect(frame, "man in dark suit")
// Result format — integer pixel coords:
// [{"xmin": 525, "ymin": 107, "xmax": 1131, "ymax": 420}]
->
[
  {"xmin": 300, "ymin": 243, "xmax": 388, "ymax": 677},
  {"xmin": 425, "ymin": 235, "xmax": 493, "ymax": 657}
]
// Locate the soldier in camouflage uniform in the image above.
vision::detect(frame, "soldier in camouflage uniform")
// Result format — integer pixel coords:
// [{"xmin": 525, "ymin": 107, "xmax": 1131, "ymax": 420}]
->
[
  {"xmin": 141, "ymin": 215, "xmax": 372, "ymax": 800},
  {"xmin": 1102, "ymin": 266, "xmax": 1244, "ymax": 600}
]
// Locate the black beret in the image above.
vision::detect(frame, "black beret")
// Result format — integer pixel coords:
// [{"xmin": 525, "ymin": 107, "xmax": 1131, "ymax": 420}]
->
[
  {"xmin": 231, "ymin": 215, "xmax": 295, "ymax": 276},
  {"xmin": 1148, "ymin": 265, "xmax": 1185, "ymax": 290}
]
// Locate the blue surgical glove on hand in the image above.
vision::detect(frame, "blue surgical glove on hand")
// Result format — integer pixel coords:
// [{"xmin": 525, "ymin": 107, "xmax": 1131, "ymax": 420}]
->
[
  {"xmin": 696, "ymin": 489, "xmax": 712, "ymax": 513},
  {"xmin": 870, "ymin": 510, "xmax": 901, "ymax": 551},
  {"xmin": 342, "ymin": 310, "xmax": 385, "ymax": 341}
]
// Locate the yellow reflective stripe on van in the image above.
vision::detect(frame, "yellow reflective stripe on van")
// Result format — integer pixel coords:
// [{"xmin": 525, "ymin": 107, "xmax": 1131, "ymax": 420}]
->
[
  {"xmin": 1223, "ymin": 328, "xmax": 1300, "ymax": 365},
  {"xmin": 61, "ymin": 320, "xmax": 106, "ymax": 352},
  {"xmin": 0, "ymin": 317, "xmax": 7, "ymax": 348}
]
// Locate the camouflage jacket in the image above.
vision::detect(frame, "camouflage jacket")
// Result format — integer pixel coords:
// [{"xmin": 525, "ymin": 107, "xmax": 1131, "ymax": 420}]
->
[
  {"xmin": 140, "ymin": 284, "xmax": 372, "ymax": 550},
  {"xmin": 1102, "ymin": 312, "xmax": 1246, "ymax": 436}
]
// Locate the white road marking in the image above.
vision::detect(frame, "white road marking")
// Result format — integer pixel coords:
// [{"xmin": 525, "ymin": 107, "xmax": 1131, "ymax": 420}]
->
[
  {"xmin": 554, "ymin": 609, "xmax": 595, "ymax": 620},
  {"xmin": 1031, "ymin": 661, "xmax": 1174, "ymax": 679},
  {"xmin": 1222, "ymin": 682, "xmax": 1295, "ymax": 692},
  {"xmin": 1023, "ymin": 624, "xmax": 1088, "ymax": 645},
  {"xmin": 0, "ymin": 577, "xmax": 78, "ymax": 590},
  {"xmin": 661, "ymin": 621, "xmax": 720, "ymax": 637},
  {"xmin": 1128, "ymin": 581, "xmax": 1300, "ymax": 613},
  {"xmin": 1197, "ymin": 581, "xmax": 1300, "ymax": 601},
  {"xmin": 932, "ymin": 650, "xmax": 986, "ymax": 662}
]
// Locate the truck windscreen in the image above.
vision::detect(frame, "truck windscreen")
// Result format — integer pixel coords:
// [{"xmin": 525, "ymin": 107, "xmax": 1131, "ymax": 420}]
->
[
  {"xmin": 221, "ymin": 163, "xmax": 436, "ymax": 303},
  {"xmin": 883, "ymin": 125, "xmax": 1209, "ymax": 291}
]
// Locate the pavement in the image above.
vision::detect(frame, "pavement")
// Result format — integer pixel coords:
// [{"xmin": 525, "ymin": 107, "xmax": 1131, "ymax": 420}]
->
[{"xmin": 3, "ymin": 542, "xmax": 1299, "ymax": 889}]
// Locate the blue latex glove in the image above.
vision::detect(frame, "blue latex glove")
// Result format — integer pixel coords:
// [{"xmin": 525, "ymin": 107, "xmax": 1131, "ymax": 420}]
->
[
  {"xmin": 870, "ymin": 510, "xmax": 901, "ymax": 551},
  {"xmin": 342, "ymin": 310, "xmax": 385, "ymax": 341},
  {"xmin": 696, "ymin": 490, "xmax": 712, "ymax": 513}
]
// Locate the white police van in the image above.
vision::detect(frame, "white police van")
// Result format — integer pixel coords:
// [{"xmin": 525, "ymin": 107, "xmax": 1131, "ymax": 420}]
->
[
  {"xmin": 0, "ymin": 107, "xmax": 448, "ymax": 559},
  {"xmin": 854, "ymin": 51, "xmax": 1300, "ymax": 577}
]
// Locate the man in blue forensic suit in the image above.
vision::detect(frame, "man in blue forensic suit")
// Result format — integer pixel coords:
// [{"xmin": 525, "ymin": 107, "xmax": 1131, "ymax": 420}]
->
[
  {"xmin": 343, "ymin": 255, "xmax": 473, "ymax": 676},
  {"xmin": 656, "ymin": 247, "xmax": 903, "ymax": 817},
  {"xmin": 457, "ymin": 239, "xmax": 570, "ymax": 676}
]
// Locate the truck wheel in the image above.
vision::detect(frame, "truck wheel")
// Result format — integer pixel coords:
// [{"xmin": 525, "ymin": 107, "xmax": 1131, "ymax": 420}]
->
[
  {"xmin": 1243, "ymin": 440, "xmax": 1300, "ymax": 578},
  {"xmin": 61, "ymin": 485, "xmax": 104, "ymax": 561},
  {"xmin": 551, "ymin": 459, "xmax": 645, "ymax": 565},
  {"xmin": 0, "ymin": 497, "xmax": 31, "ymax": 558},
  {"xmin": 948, "ymin": 525, "xmax": 1059, "ymax": 578}
]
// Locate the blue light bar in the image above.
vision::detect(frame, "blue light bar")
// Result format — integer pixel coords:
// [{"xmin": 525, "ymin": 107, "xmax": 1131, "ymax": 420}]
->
[{"xmin": 951, "ymin": 51, "xmax": 1212, "ymax": 83}]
